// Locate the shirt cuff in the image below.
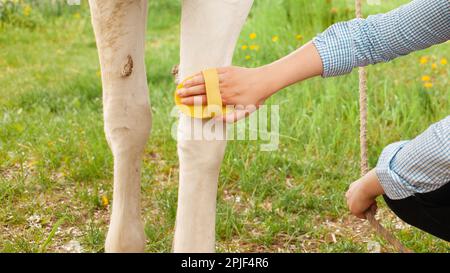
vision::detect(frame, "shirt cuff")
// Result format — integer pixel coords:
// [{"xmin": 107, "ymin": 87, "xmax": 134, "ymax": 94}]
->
[
  {"xmin": 312, "ymin": 21, "xmax": 356, "ymax": 77},
  {"xmin": 375, "ymin": 141, "xmax": 415, "ymax": 200}
]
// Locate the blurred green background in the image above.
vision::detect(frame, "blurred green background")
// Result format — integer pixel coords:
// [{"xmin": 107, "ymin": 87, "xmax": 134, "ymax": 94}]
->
[{"xmin": 0, "ymin": 0, "xmax": 448, "ymax": 252}]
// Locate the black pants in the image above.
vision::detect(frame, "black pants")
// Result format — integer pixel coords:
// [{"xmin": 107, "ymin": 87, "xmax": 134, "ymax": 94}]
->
[{"xmin": 383, "ymin": 182, "xmax": 450, "ymax": 242}]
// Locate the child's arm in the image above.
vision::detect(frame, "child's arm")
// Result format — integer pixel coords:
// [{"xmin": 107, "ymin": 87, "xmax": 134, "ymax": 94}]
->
[
  {"xmin": 178, "ymin": 40, "xmax": 322, "ymax": 107},
  {"xmin": 178, "ymin": 0, "xmax": 450, "ymax": 122}
]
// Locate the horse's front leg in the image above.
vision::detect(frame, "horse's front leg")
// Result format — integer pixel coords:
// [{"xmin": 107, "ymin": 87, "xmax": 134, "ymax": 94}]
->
[
  {"xmin": 89, "ymin": 0, "xmax": 151, "ymax": 252},
  {"xmin": 173, "ymin": 0, "xmax": 253, "ymax": 253}
]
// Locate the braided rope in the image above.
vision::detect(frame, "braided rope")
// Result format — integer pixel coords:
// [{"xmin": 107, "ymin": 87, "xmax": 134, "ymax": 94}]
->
[{"xmin": 355, "ymin": 0, "xmax": 412, "ymax": 253}]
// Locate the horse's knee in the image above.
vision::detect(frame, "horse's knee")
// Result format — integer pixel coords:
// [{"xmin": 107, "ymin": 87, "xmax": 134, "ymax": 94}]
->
[
  {"xmin": 104, "ymin": 105, "xmax": 152, "ymax": 158},
  {"xmin": 176, "ymin": 115, "xmax": 227, "ymax": 174},
  {"xmin": 177, "ymin": 140, "xmax": 226, "ymax": 175}
]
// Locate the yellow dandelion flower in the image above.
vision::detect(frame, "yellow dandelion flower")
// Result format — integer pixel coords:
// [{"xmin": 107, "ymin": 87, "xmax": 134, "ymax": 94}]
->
[
  {"xmin": 241, "ymin": 45, "xmax": 248, "ymax": 50},
  {"xmin": 101, "ymin": 195, "xmax": 109, "ymax": 206},
  {"xmin": 23, "ymin": 4, "xmax": 32, "ymax": 17},
  {"xmin": 421, "ymin": 75, "xmax": 431, "ymax": 82},
  {"xmin": 96, "ymin": 70, "xmax": 101, "ymax": 77},
  {"xmin": 441, "ymin": 58, "xmax": 448, "ymax": 65},
  {"xmin": 74, "ymin": 12, "xmax": 81, "ymax": 19},
  {"xmin": 423, "ymin": 82, "xmax": 433, "ymax": 89},
  {"xmin": 249, "ymin": 33, "xmax": 257, "ymax": 39},
  {"xmin": 295, "ymin": 34, "xmax": 303, "ymax": 41},
  {"xmin": 419, "ymin": 56, "xmax": 428, "ymax": 64},
  {"xmin": 431, "ymin": 63, "xmax": 437, "ymax": 70},
  {"xmin": 245, "ymin": 55, "xmax": 251, "ymax": 60},
  {"xmin": 272, "ymin": 35, "xmax": 279, "ymax": 42},
  {"xmin": 249, "ymin": 44, "xmax": 259, "ymax": 51}
]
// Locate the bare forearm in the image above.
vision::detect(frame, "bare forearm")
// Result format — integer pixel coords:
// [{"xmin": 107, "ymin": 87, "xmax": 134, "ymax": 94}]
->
[
  {"xmin": 362, "ymin": 169, "xmax": 385, "ymax": 198},
  {"xmin": 260, "ymin": 41, "xmax": 323, "ymax": 98}
]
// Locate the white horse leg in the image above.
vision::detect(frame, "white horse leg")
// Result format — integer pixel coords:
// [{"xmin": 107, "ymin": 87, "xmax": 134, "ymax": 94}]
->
[
  {"xmin": 89, "ymin": 0, "xmax": 151, "ymax": 252},
  {"xmin": 173, "ymin": 0, "xmax": 253, "ymax": 253}
]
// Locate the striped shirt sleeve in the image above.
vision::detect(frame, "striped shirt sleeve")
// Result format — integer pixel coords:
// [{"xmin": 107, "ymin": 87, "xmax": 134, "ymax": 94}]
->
[
  {"xmin": 376, "ymin": 116, "xmax": 450, "ymax": 200},
  {"xmin": 312, "ymin": 0, "xmax": 450, "ymax": 77}
]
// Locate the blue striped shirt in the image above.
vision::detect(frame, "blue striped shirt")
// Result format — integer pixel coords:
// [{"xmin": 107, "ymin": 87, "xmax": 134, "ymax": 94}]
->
[{"xmin": 312, "ymin": 0, "xmax": 450, "ymax": 199}]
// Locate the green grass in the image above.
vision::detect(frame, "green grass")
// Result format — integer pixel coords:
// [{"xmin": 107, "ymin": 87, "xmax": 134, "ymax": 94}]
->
[{"xmin": 0, "ymin": 0, "xmax": 449, "ymax": 253}]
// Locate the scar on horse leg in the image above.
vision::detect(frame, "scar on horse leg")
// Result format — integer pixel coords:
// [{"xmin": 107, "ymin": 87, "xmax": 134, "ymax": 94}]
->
[{"xmin": 121, "ymin": 55, "xmax": 134, "ymax": 77}]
